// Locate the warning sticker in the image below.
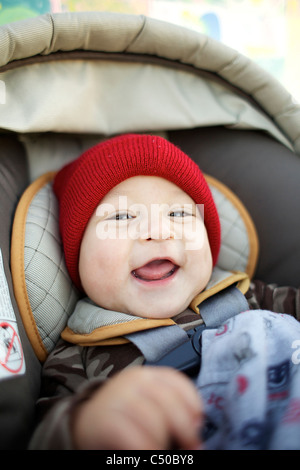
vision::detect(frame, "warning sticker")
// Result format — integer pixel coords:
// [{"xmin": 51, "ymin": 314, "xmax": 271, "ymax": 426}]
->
[
  {"xmin": 0, "ymin": 250, "xmax": 25, "ymax": 379},
  {"xmin": 0, "ymin": 322, "xmax": 24, "ymax": 373}
]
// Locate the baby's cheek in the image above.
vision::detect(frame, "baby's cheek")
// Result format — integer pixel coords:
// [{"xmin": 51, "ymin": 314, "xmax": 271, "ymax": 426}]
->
[{"xmin": 189, "ymin": 250, "xmax": 212, "ymax": 289}]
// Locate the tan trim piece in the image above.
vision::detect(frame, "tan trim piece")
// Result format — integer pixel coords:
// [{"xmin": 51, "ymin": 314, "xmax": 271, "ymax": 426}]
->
[
  {"xmin": 190, "ymin": 270, "xmax": 250, "ymax": 314},
  {"xmin": 61, "ymin": 317, "xmax": 176, "ymax": 346},
  {"xmin": 10, "ymin": 171, "xmax": 56, "ymax": 362},
  {"xmin": 236, "ymin": 275, "xmax": 251, "ymax": 295},
  {"xmin": 205, "ymin": 174, "xmax": 259, "ymax": 278}
]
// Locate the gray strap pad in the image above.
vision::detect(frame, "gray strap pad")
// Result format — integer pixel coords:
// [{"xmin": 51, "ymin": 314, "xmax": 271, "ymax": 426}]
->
[{"xmin": 127, "ymin": 287, "xmax": 248, "ymax": 362}]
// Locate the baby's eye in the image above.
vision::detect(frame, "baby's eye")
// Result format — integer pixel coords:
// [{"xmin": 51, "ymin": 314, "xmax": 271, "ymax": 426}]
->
[
  {"xmin": 110, "ymin": 211, "xmax": 135, "ymax": 220},
  {"xmin": 169, "ymin": 209, "xmax": 193, "ymax": 218}
]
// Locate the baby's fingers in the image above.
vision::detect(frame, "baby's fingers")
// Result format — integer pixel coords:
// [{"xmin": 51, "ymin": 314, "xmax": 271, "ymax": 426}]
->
[
  {"xmin": 73, "ymin": 366, "xmax": 203, "ymax": 450},
  {"xmin": 140, "ymin": 367, "xmax": 203, "ymax": 449}
]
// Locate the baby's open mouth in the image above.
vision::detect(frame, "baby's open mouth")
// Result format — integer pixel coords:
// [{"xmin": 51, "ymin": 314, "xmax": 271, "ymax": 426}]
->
[{"xmin": 132, "ymin": 259, "xmax": 179, "ymax": 282}]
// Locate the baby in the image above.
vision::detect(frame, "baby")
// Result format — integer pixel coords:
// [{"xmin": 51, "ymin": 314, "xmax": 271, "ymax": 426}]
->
[{"xmin": 30, "ymin": 134, "xmax": 300, "ymax": 450}]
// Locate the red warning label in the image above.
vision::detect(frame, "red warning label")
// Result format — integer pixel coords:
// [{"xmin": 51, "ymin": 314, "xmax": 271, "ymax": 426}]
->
[{"xmin": 0, "ymin": 322, "xmax": 24, "ymax": 374}]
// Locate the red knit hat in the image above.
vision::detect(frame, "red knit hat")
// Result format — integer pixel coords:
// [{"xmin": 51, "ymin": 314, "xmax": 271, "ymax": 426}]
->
[{"xmin": 53, "ymin": 134, "xmax": 221, "ymax": 289}]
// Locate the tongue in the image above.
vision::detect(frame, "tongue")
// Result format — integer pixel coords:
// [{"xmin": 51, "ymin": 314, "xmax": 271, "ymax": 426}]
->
[{"xmin": 134, "ymin": 259, "xmax": 176, "ymax": 280}]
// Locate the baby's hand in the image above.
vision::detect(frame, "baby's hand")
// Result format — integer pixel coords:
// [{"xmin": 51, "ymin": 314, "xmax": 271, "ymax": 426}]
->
[{"xmin": 73, "ymin": 366, "xmax": 203, "ymax": 450}]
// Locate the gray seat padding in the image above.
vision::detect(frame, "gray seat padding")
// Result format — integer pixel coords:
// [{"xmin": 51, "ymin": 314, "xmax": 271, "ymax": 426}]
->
[
  {"xmin": 170, "ymin": 127, "xmax": 300, "ymax": 287},
  {"xmin": 0, "ymin": 136, "xmax": 41, "ymax": 449}
]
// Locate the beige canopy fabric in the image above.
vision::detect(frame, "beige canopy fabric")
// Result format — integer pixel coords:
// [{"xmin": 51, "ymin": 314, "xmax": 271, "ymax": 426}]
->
[{"xmin": 0, "ymin": 11, "xmax": 299, "ymax": 153}]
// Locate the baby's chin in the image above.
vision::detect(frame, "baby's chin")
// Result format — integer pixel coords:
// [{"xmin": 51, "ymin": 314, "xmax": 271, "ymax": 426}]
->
[
  {"xmin": 126, "ymin": 301, "xmax": 191, "ymax": 320},
  {"xmin": 92, "ymin": 293, "xmax": 195, "ymax": 319}
]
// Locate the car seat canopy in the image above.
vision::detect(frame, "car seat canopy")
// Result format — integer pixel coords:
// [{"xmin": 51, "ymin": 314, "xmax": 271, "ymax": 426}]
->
[{"xmin": 0, "ymin": 11, "xmax": 299, "ymax": 152}]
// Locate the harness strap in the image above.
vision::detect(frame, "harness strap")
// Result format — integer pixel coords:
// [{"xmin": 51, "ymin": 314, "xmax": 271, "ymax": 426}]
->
[
  {"xmin": 199, "ymin": 285, "xmax": 249, "ymax": 328},
  {"xmin": 125, "ymin": 325, "xmax": 188, "ymax": 363},
  {"xmin": 126, "ymin": 286, "xmax": 249, "ymax": 364}
]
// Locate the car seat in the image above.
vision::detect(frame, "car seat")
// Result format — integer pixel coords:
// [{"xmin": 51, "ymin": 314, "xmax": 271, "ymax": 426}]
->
[{"xmin": 0, "ymin": 11, "xmax": 300, "ymax": 449}]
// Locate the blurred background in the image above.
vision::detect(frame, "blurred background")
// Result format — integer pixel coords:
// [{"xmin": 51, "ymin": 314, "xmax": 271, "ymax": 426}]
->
[{"xmin": 0, "ymin": 0, "xmax": 299, "ymax": 101}]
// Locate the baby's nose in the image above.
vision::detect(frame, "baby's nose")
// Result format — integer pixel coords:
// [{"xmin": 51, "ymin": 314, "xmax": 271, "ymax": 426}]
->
[{"xmin": 140, "ymin": 213, "xmax": 174, "ymax": 241}]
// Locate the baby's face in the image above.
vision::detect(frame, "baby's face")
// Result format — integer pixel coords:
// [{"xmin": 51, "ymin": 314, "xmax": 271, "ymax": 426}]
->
[{"xmin": 79, "ymin": 176, "xmax": 213, "ymax": 319}]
